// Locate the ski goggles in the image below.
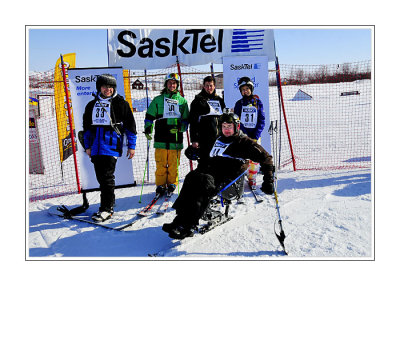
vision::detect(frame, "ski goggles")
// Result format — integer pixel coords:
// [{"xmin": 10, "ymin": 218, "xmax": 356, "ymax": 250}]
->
[{"xmin": 166, "ymin": 73, "xmax": 180, "ymax": 82}]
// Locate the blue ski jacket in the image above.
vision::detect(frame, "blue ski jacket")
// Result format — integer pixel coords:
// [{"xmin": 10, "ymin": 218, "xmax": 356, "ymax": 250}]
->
[
  {"xmin": 233, "ymin": 96, "xmax": 266, "ymax": 140},
  {"xmin": 83, "ymin": 92, "xmax": 137, "ymax": 157}
]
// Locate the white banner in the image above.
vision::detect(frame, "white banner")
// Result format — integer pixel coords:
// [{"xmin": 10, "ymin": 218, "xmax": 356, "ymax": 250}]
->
[
  {"xmin": 222, "ymin": 55, "xmax": 271, "ymax": 153},
  {"xmin": 67, "ymin": 67, "xmax": 135, "ymax": 190},
  {"xmin": 108, "ymin": 28, "xmax": 275, "ymax": 69}
]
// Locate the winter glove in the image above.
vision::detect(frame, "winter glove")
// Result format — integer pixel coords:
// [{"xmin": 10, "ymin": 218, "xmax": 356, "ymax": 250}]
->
[
  {"xmin": 170, "ymin": 127, "xmax": 179, "ymax": 134},
  {"xmin": 144, "ymin": 125, "xmax": 152, "ymax": 140},
  {"xmin": 261, "ymin": 178, "xmax": 274, "ymax": 195},
  {"xmin": 260, "ymin": 163, "xmax": 275, "ymax": 195},
  {"xmin": 185, "ymin": 145, "xmax": 200, "ymax": 160}
]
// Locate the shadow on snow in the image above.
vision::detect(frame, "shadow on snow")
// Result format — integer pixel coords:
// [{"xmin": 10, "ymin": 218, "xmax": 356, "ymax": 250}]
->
[{"xmin": 277, "ymin": 171, "xmax": 371, "ymax": 197}]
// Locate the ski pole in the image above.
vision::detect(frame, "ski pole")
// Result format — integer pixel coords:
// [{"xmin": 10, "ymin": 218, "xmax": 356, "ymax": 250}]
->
[
  {"xmin": 139, "ymin": 136, "xmax": 150, "ymax": 203},
  {"xmin": 269, "ymin": 119, "xmax": 288, "ymax": 255},
  {"xmin": 144, "ymin": 69, "xmax": 150, "ymax": 182},
  {"xmin": 176, "ymin": 131, "xmax": 180, "ymax": 195},
  {"xmin": 272, "ymin": 187, "xmax": 287, "ymax": 255}
]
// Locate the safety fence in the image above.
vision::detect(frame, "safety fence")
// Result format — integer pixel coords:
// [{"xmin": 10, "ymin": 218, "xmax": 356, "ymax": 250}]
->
[
  {"xmin": 28, "ymin": 60, "xmax": 371, "ymax": 202},
  {"xmin": 274, "ymin": 61, "xmax": 371, "ymax": 171}
]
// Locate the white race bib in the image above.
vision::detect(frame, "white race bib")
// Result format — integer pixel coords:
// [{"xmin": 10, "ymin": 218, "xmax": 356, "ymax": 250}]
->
[
  {"xmin": 207, "ymin": 100, "xmax": 222, "ymax": 115},
  {"xmin": 163, "ymin": 98, "xmax": 180, "ymax": 119},
  {"xmin": 209, "ymin": 139, "xmax": 232, "ymax": 157},
  {"xmin": 92, "ymin": 100, "xmax": 111, "ymax": 126},
  {"xmin": 241, "ymin": 105, "xmax": 257, "ymax": 128}
]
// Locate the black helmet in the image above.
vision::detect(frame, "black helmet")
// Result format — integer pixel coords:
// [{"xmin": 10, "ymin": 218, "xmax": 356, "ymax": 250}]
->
[
  {"xmin": 238, "ymin": 76, "xmax": 254, "ymax": 94},
  {"xmin": 184, "ymin": 145, "xmax": 200, "ymax": 161},
  {"xmin": 96, "ymin": 74, "xmax": 117, "ymax": 92},
  {"xmin": 219, "ymin": 109, "xmax": 240, "ymax": 134}
]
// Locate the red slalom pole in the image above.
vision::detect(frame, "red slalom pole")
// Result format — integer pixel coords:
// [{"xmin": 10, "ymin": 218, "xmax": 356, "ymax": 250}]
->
[
  {"xmin": 275, "ymin": 56, "xmax": 296, "ymax": 171},
  {"xmin": 60, "ymin": 54, "xmax": 81, "ymax": 193},
  {"xmin": 176, "ymin": 56, "xmax": 193, "ymax": 171}
]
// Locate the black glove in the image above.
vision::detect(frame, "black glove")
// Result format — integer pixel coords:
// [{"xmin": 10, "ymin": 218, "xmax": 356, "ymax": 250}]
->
[
  {"xmin": 144, "ymin": 126, "xmax": 152, "ymax": 140},
  {"xmin": 261, "ymin": 178, "xmax": 274, "ymax": 195},
  {"xmin": 185, "ymin": 145, "xmax": 200, "ymax": 160},
  {"xmin": 261, "ymin": 171, "xmax": 275, "ymax": 194}
]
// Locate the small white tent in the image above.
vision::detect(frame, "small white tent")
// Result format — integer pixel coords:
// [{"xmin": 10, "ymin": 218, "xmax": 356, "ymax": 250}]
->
[{"xmin": 291, "ymin": 89, "xmax": 312, "ymax": 101}]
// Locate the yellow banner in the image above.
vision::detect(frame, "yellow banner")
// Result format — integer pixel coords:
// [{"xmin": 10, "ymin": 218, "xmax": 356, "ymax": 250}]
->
[
  {"xmin": 123, "ymin": 69, "xmax": 134, "ymax": 113},
  {"xmin": 54, "ymin": 53, "xmax": 76, "ymax": 162}
]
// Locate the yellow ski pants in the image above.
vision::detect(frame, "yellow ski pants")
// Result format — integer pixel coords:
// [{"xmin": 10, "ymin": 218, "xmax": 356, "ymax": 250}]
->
[{"xmin": 155, "ymin": 148, "xmax": 181, "ymax": 187}]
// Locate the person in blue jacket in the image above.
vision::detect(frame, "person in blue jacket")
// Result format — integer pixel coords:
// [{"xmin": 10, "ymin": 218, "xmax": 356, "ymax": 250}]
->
[
  {"xmin": 233, "ymin": 76, "xmax": 266, "ymax": 188},
  {"xmin": 83, "ymin": 74, "xmax": 137, "ymax": 222}
]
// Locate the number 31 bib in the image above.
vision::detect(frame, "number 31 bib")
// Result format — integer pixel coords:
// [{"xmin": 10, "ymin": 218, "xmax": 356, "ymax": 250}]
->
[{"xmin": 241, "ymin": 105, "xmax": 257, "ymax": 129}]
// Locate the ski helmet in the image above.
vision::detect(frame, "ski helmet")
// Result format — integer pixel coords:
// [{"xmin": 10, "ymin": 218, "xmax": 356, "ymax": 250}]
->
[
  {"xmin": 238, "ymin": 76, "xmax": 254, "ymax": 94},
  {"xmin": 219, "ymin": 109, "xmax": 240, "ymax": 134},
  {"xmin": 96, "ymin": 74, "xmax": 117, "ymax": 93},
  {"xmin": 164, "ymin": 73, "xmax": 180, "ymax": 89}
]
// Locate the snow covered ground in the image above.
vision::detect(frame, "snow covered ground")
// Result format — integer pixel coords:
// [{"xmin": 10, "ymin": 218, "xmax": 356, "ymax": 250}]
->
[
  {"xmin": 28, "ymin": 167, "xmax": 372, "ymax": 259},
  {"xmin": 27, "ymin": 81, "xmax": 372, "ymax": 259}
]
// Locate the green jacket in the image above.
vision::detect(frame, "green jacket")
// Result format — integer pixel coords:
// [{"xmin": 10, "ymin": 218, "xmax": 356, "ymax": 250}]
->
[{"xmin": 145, "ymin": 90, "xmax": 189, "ymax": 150}]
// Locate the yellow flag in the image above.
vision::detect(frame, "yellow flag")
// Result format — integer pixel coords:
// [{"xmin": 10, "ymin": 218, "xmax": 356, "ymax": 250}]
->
[
  {"xmin": 123, "ymin": 69, "xmax": 134, "ymax": 113},
  {"xmin": 54, "ymin": 53, "xmax": 76, "ymax": 162}
]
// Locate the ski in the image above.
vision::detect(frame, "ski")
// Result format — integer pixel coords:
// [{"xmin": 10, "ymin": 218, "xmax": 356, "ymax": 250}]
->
[
  {"xmin": 249, "ymin": 185, "xmax": 264, "ymax": 203},
  {"xmin": 196, "ymin": 214, "xmax": 233, "ymax": 234},
  {"xmin": 49, "ymin": 193, "xmax": 165, "ymax": 231},
  {"xmin": 49, "ymin": 208, "xmax": 126, "ymax": 231},
  {"xmin": 148, "ymin": 241, "xmax": 181, "ymax": 257},
  {"xmin": 156, "ymin": 192, "xmax": 173, "ymax": 215},
  {"xmin": 237, "ymin": 196, "xmax": 245, "ymax": 204},
  {"xmin": 148, "ymin": 216, "xmax": 233, "ymax": 256},
  {"xmin": 137, "ymin": 193, "xmax": 164, "ymax": 217},
  {"xmin": 274, "ymin": 220, "xmax": 288, "ymax": 255}
]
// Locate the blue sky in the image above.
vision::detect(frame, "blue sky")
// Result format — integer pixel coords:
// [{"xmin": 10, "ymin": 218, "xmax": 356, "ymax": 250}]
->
[{"xmin": 28, "ymin": 27, "xmax": 372, "ymax": 72}]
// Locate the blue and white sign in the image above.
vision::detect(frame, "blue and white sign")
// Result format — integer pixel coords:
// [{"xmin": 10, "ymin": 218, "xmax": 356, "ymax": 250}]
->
[{"xmin": 108, "ymin": 28, "xmax": 275, "ymax": 70}]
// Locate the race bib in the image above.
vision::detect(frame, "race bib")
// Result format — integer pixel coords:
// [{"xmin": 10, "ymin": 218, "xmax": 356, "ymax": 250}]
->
[
  {"xmin": 163, "ymin": 98, "xmax": 180, "ymax": 119},
  {"xmin": 241, "ymin": 105, "xmax": 257, "ymax": 128},
  {"xmin": 207, "ymin": 100, "xmax": 222, "ymax": 115},
  {"xmin": 92, "ymin": 100, "xmax": 111, "ymax": 126},
  {"xmin": 209, "ymin": 139, "xmax": 232, "ymax": 157}
]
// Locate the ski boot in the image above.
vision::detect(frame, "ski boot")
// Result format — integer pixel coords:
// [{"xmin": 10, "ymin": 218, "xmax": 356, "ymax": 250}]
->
[
  {"xmin": 168, "ymin": 225, "xmax": 195, "ymax": 240},
  {"xmin": 92, "ymin": 209, "xmax": 113, "ymax": 222}
]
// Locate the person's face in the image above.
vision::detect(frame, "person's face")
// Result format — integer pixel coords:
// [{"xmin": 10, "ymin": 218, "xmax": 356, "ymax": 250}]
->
[
  {"xmin": 203, "ymin": 81, "xmax": 215, "ymax": 94},
  {"xmin": 222, "ymin": 122, "xmax": 235, "ymax": 137},
  {"xmin": 240, "ymin": 85, "xmax": 252, "ymax": 97},
  {"xmin": 167, "ymin": 80, "xmax": 178, "ymax": 92},
  {"xmin": 100, "ymin": 84, "xmax": 114, "ymax": 97}
]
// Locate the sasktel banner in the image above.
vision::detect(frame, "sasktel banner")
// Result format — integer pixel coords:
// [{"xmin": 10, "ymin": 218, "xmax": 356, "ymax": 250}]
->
[{"xmin": 108, "ymin": 29, "xmax": 275, "ymax": 69}]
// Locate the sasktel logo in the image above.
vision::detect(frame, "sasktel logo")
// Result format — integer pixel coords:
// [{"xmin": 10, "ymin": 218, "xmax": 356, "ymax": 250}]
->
[
  {"xmin": 231, "ymin": 29, "xmax": 265, "ymax": 53},
  {"xmin": 230, "ymin": 63, "xmax": 262, "ymax": 70},
  {"xmin": 116, "ymin": 29, "xmax": 224, "ymax": 58}
]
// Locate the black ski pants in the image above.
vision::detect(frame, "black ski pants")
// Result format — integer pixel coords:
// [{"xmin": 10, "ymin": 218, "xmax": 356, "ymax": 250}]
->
[
  {"xmin": 91, "ymin": 155, "xmax": 117, "ymax": 212},
  {"xmin": 172, "ymin": 169, "xmax": 218, "ymax": 227}
]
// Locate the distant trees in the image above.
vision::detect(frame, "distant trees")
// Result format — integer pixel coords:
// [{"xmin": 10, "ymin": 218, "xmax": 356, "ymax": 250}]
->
[{"xmin": 270, "ymin": 62, "xmax": 371, "ymax": 86}]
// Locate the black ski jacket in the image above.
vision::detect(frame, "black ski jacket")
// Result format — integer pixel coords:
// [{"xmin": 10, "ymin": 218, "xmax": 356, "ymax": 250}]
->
[
  {"xmin": 202, "ymin": 131, "xmax": 274, "ymax": 183},
  {"xmin": 172, "ymin": 132, "xmax": 274, "ymax": 227},
  {"xmin": 189, "ymin": 89, "xmax": 225, "ymax": 158}
]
